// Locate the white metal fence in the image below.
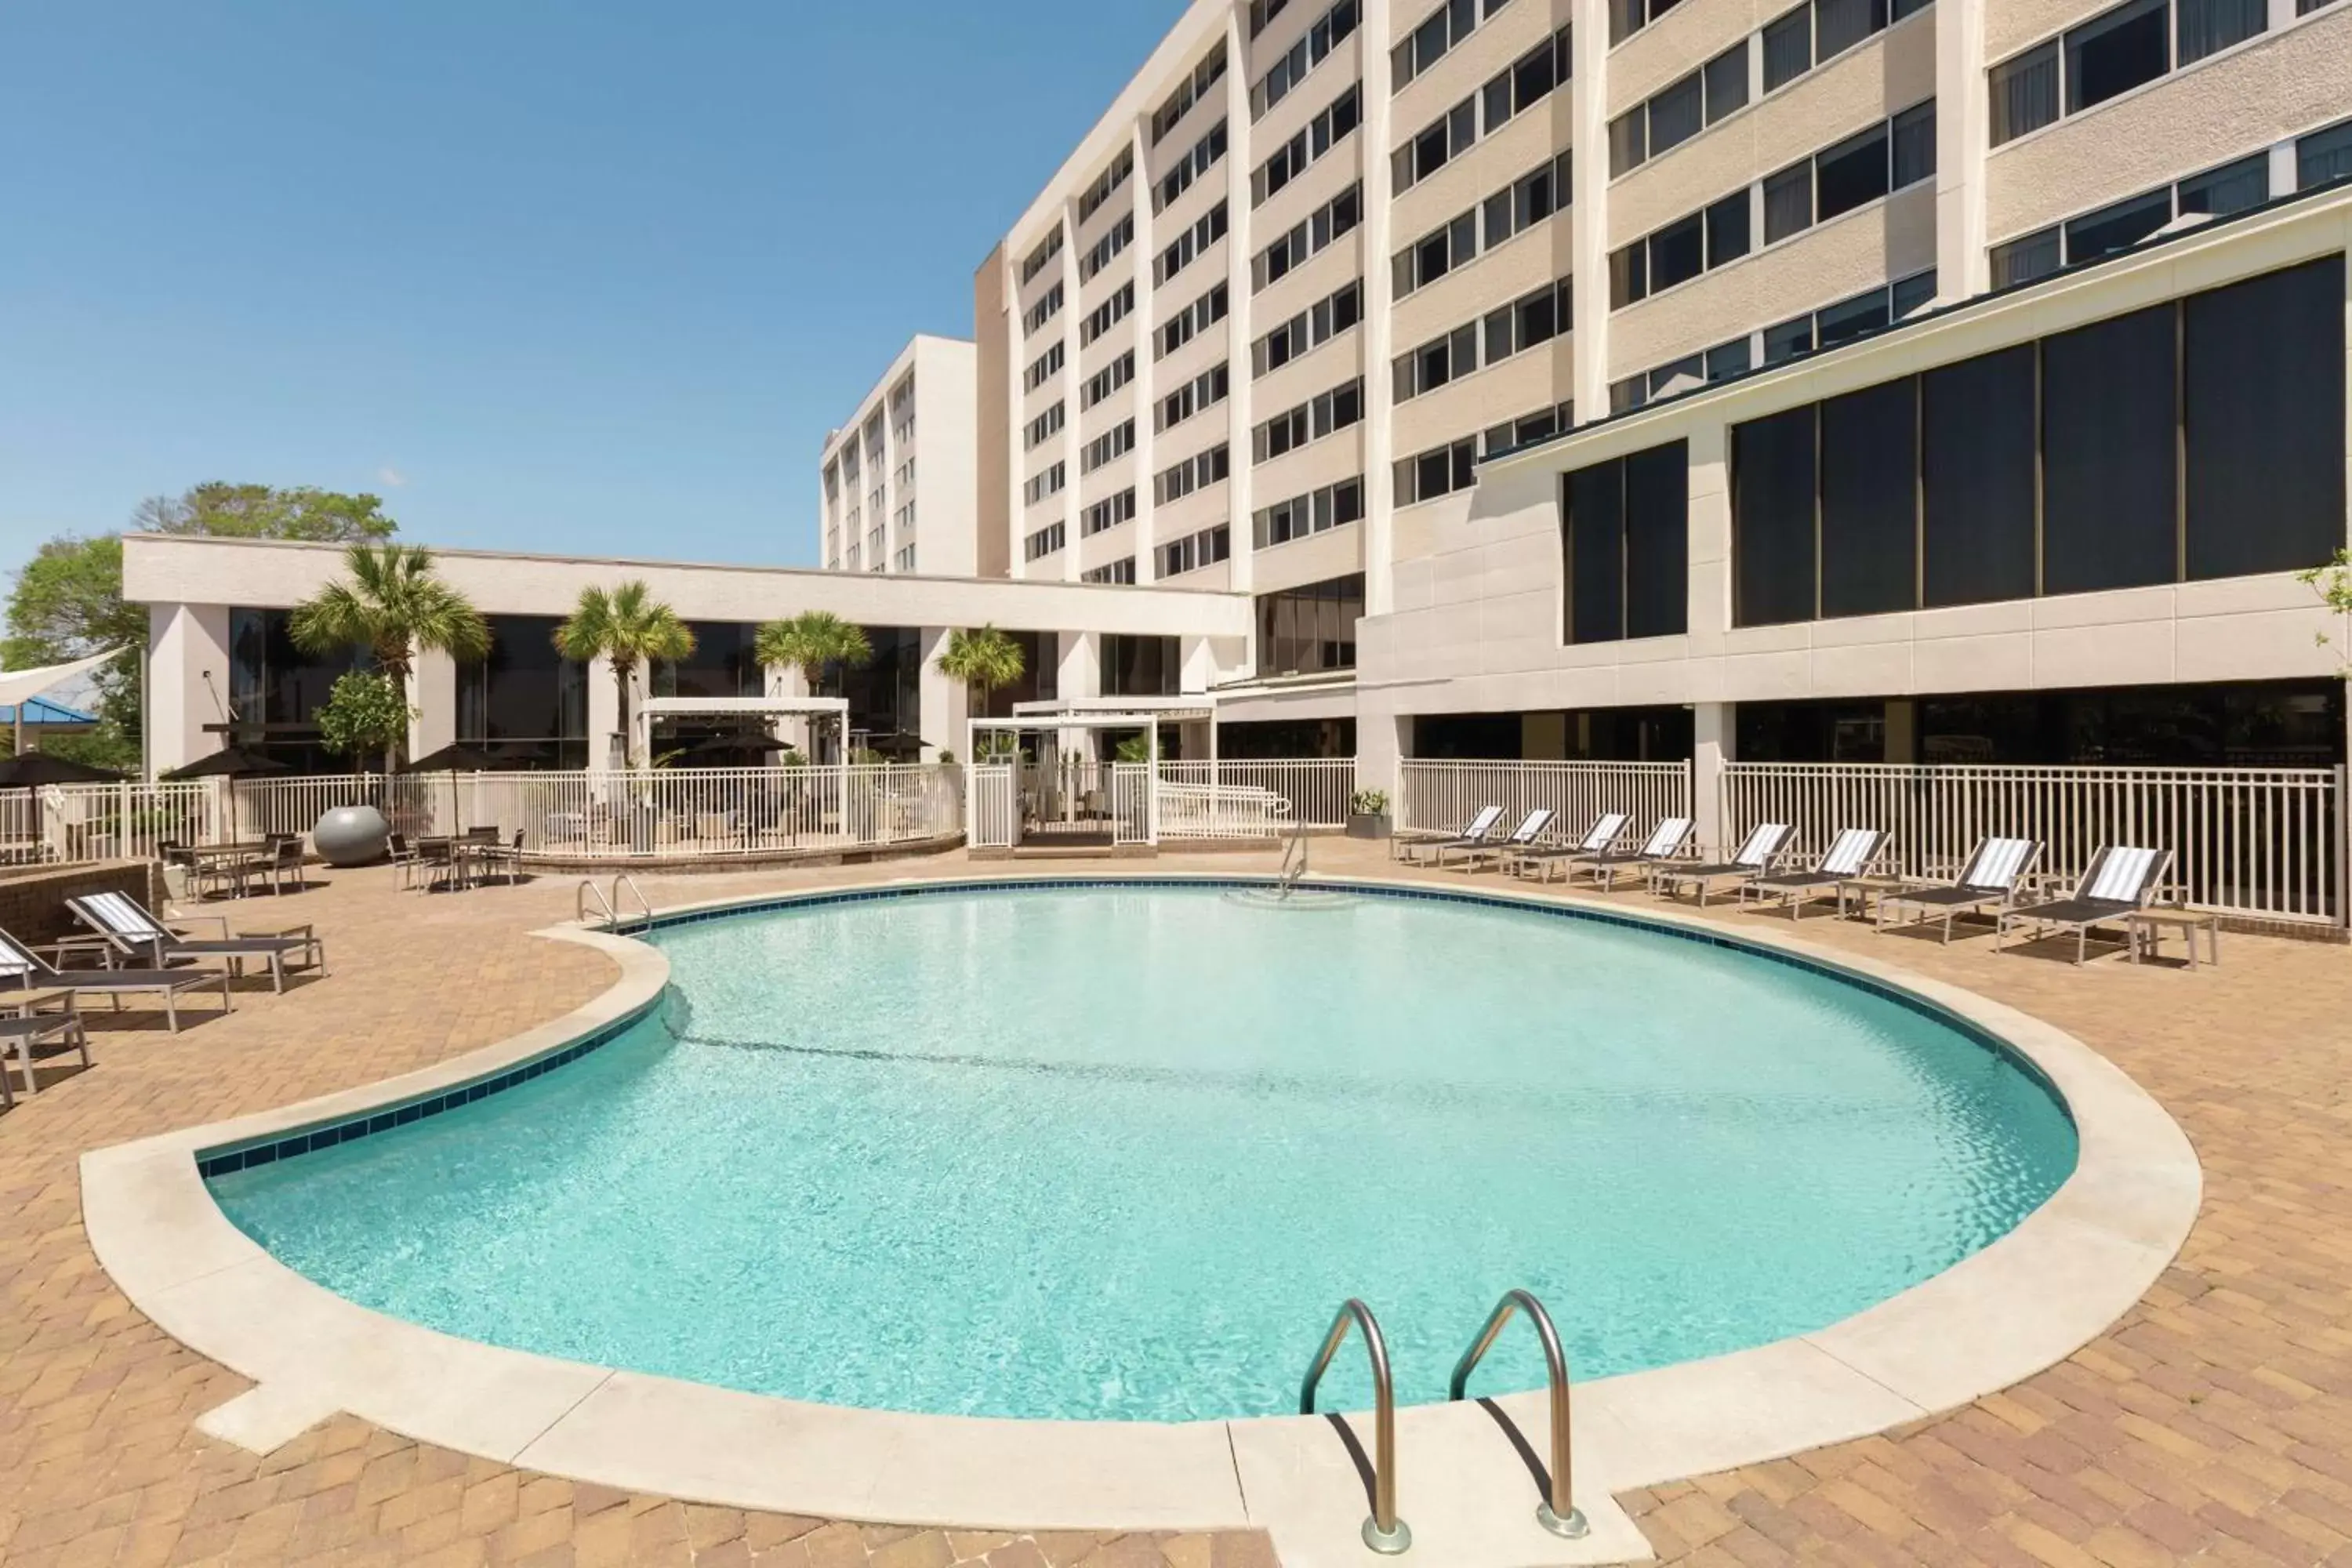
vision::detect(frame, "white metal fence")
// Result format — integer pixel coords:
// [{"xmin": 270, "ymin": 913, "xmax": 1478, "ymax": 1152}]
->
[
  {"xmin": 1721, "ymin": 761, "xmax": 2346, "ymax": 925},
  {"xmin": 1160, "ymin": 758, "xmax": 1354, "ymax": 829},
  {"xmin": 1397, "ymin": 760, "xmax": 1694, "ymax": 847}
]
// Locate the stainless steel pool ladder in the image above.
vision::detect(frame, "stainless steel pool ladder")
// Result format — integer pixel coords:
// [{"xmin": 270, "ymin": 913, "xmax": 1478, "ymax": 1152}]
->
[
  {"xmin": 1451, "ymin": 1289, "xmax": 1588, "ymax": 1540},
  {"xmin": 575, "ymin": 873, "xmax": 652, "ymax": 931},
  {"xmin": 1299, "ymin": 1298, "xmax": 1410, "ymax": 1554},
  {"xmin": 1277, "ymin": 816, "xmax": 1310, "ymax": 892}
]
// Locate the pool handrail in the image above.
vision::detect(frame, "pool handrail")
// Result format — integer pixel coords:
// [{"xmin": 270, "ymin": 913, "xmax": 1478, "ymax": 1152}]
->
[
  {"xmin": 1449, "ymin": 1288, "xmax": 1590, "ymax": 1540},
  {"xmin": 1299, "ymin": 1298, "xmax": 1410, "ymax": 1555}
]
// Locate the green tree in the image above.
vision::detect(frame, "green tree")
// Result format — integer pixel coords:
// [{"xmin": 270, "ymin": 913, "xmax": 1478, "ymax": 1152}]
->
[
  {"xmin": 937, "ymin": 625, "xmax": 1025, "ymax": 761},
  {"xmin": 313, "ymin": 671, "xmax": 412, "ymax": 767},
  {"xmin": 289, "ymin": 544, "xmax": 489, "ymax": 771},
  {"xmin": 755, "ymin": 611, "xmax": 872, "ymax": 694},
  {"xmin": 1, "ymin": 535, "xmax": 147, "ymax": 771},
  {"xmin": 554, "ymin": 581, "xmax": 695, "ymax": 768},
  {"xmin": 134, "ymin": 482, "xmax": 399, "ymax": 543},
  {"xmin": 2299, "ymin": 550, "xmax": 2352, "ymax": 677}
]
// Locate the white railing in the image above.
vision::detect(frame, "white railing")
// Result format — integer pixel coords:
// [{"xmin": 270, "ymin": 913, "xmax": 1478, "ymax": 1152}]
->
[
  {"xmin": 1397, "ymin": 760, "xmax": 1694, "ymax": 846},
  {"xmin": 1722, "ymin": 761, "xmax": 2346, "ymax": 925},
  {"xmin": 0, "ymin": 780, "xmax": 225, "ymax": 866},
  {"xmin": 1109, "ymin": 763, "xmax": 1152, "ymax": 844},
  {"xmin": 968, "ymin": 765, "xmax": 1018, "ymax": 849},
  {"xmin": 1159, "ymin": 758, "xmax": 1354, "ymax": 829}
]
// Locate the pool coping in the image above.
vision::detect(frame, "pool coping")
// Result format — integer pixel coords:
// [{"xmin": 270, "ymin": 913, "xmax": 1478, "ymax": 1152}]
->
[{"xmin": 80, "ymin": 871, "xmax": 2201, "ymax": 1567}]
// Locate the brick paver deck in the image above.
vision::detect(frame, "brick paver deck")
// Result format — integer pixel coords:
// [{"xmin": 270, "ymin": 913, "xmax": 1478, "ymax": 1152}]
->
[{"xmin": 0, "ymin": 844, "xmax": 2346, "ymax": 1566}]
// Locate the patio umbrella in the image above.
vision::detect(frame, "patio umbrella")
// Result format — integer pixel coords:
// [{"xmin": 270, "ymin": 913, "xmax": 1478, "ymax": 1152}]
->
[
  {"xmin": 671, "ymin": 732, "xmax": 785, "ymax": 768},
  {"xmin": 163, "ymin": 746, "xmax": 290, "ymax": 844},
  {"xmin": 0, "ymin": 753, "xmax": 124, "ymax": 787},
  {"xmin": 399, "ymin": 742, "xmax": 510, "ymax": 832}
]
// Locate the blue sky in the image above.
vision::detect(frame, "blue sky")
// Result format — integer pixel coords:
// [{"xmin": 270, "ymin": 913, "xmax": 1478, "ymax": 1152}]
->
[{"xmin": 0, "ymin": 1, "xmax": 1181, "ymax": 575}]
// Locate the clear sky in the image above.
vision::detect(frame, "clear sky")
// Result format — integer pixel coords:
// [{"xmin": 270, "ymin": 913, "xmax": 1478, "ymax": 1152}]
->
[{"xmin": 0, "ymin": 1, "xmax": 1183, "ymax": 574}]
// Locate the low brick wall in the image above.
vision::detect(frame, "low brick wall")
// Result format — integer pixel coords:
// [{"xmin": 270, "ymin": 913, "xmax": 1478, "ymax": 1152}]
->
[{"xmin": 0, "ymin": 860, "xmax": 160, "ymax": 946}]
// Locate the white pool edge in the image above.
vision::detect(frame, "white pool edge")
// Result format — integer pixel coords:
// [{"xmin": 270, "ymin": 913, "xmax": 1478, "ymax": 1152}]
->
[{"xmin": 80, "ymin": 873, "xmax": 2201, "ymax": 1567}]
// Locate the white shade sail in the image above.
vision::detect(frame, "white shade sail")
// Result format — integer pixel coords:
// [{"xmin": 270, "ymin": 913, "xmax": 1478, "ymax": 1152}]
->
[{"xmin": 0, "ymin": 647, "xmax": 125, "ymax": 713}]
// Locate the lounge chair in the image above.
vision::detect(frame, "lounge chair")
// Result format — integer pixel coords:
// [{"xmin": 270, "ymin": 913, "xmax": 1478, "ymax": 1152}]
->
[
  {"xmin": 68, "ymin": 890, "xmax": 327, "ymax": 993},
  {"xmin": 1653, "ymin": 822, "xmax": 1795, "ymax": 906},
  {"xmin": 1737, "ymin": 828, "xmax": 1890, "ymax": 920},
  {"xmin": 1397, "ymin": 804, "xmax": 1504, "ymax": 866},
  {"xmin": 0, "ymin": 927, "xmax": 231, "ymax": 1033},
  {"xmin": 1995, "ymin": 845, "xmax": 2173, "ymax": 964},
  {"xmin": 1571, "ymin": 817, "xmax": 1697, "ymax": 891},
  {"xmin": 1448, "ymin": 808, "xmax": 1555, "ymax": 871},
  {"xmin": 0, "ymin": 1002, "xmax": 89, "ymax": 1102},
  {"xmin": 1875, "ymin": 837, "xmax": 2043, "ymax": 943},
  {"xmin": 1504, "ymin": 812, "xmax": 1630, "ymax": 883}
]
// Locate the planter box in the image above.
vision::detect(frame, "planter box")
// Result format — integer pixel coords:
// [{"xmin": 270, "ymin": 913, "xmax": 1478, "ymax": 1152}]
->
[{"xmin": 1345, "ymin": 812, "xmax": 1392, "ymax": 840}]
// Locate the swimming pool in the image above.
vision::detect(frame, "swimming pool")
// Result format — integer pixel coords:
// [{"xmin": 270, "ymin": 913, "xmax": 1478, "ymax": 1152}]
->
[{"xmin": 208, "ymin": 880, "xmax": 2078, "ymax": 1424}]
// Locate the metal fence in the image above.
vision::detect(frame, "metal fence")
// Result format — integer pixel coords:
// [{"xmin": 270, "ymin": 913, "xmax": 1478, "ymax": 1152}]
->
[
  {"xmin": 1719, "ymin": 761, "xmax": 2346, "ymax": 924},
  {"xmin": 1160, "ymin": 758, "xmax": 1354, "ymax": 829},
  {"xmin": 1396, "ymin": 760, "xmax": 1694, "ymax": 846}
]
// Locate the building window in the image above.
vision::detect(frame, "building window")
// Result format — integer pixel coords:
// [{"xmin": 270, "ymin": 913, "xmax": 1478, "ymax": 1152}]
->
[
  {"xmin": 1392, "ymin": 154, "xmax": 1569, "ymax": 299},
  {"xmin": 1250, "ymin": 279, "xmax": 1362, "ymax": 376},
  {"xmin": 1082, "ymin": 557, "xmax": 1137, "ymax": 584},
  {"xmin": 1391, "ymin": 28, "xmax": 1570, "ymax": 194},
  {"xmin": 1395, "ymin": 278, "xmax": 1570, "ymax": 397},
  {"xmin": 1022, "ymin": 281, "xmax": 1065, "ymax": 337},
  {"xmin": 1564, "ymin": 441, "xmax": 1689, "ymax": 644},
  {"xmin": 1081, "ymin": 350, "xmax": 1136, "ymax": 409},
  {"xmin": 1080, "ymin": 419, "xmax": 1136, "ymax": 473},
  {"xmin": 1024, "ymin": 401, "xmax": 1065, "ymax": 451},
  {"xmin": 1155, "ymin": 444, "xmax": 1231, "ymax": 504},
  {"xmin": 1022, "ymin": 463, "xmax": 1066, "ymax": 506},
  {"xmin": 1990, "ymin": 151, "xmax": 2271, "ymax": 287},
  {"xmin": 1024, "ymin": 342, "xmax": 1065, "ymax": 393},
  {"xmin": 1991, "ymin": 0, "xmax": 2266, "ymax": 148},
  {"xmin": 1077, "ymin": 212, "xmax": 1135, "ymax": 283},
  {"xmin": 1082, "ymin": 488, "xmax": 1138, "ymax": 537},
  {"xmin": 1253, "ymin": 477, "xmax": 1364, "ymax": 546},
  {"xmin": 1395, "ymin": 436, "xmax": 1479, "ymax": 504},
  {"xmin": 1610, "ymin": 43, "xmax": 1748, "ymax": 179},
  {"xmin": 1152, "ymin": 42, "xmax": 1228, "ymax": 146},
  {"xmin": 1392, "ymin": 0, "xmax": 1511, "ymax": 90},
  {"xmin": 1257, "ymin": 575, "xmax": 1364, "ymax": 674},
  {"xmin": 1019, "ymin": 227, "xmax": 1064, "ymax": 286},
  {"xmin": 1254, "ymin": 83, "xmax": 1362, "ymax": 207},
  {"xmin": 1077, "ymin": 146, "xmax": 1135, "ymax": 224},
  {"xmin": 1255, "ymin": 0, "xmax": 1360, "ymax": 118},
  {"xmin": 1157, "ymin": 362, "xmax": 1232, "ymax": 434},
  {"xmin": 2300, "ymin": 116, "xmax": 2352, "ymax": 188},
  {"xmin": 1079, "ymin": 281, "xmax": 1136, "ymax": 347},
  {"xmin": 1156, "ymin": 201, "xmax": 1231, "ymax": 288},
  {"xmin": 1158, "ymin": 281, "xmax": 1230, "ymax": 358},
  {"xmin": 1155, "ymin": 118, "xmax": 1229, "ymax": 213},
  {"xmin": 1157, "ymin": 524, "xmax": 1232, "ymax": 578},
  {"xmin": 1254, "ymin": 376, "xmax": 1363, "ymax": 462},
  {"xmin": 1023, "ymin": 521, "xmax": 1067, "ymax": 561},
  {"xmin": 1101, "ymin": 634, "xmax": 1180, "ymax": 696},
  {"xmin": 1251, "ymin": 184, "xmax": 1360, "ymax": 292}
]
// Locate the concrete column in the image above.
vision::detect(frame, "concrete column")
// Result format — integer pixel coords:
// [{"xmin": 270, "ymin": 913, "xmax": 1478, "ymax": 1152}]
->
[
  {"xmin": 1131, "ymin": 116, "xmax": 1160, "ymax": 586},
  {"xmin": 1359, "ymin": 0, "xmax": 1398, "ymax": 615},
  {"xmin": 1692, "ymin": 701, "xmax": 1734, "ymax": 855},
  {"xmin": 586, "ymin": 655, "xmax": 624, "ymax": 768},
  {"xmin": 916, "ymin": 627, "xmax": 967, "ymax": 760},
  {"xmin": 1358, "ymin": 710, "xmax": 1409, "ymax": 799},
  {"xmin": 1220, "ymin": 4, "xmax": 1257, "ymax": 597},
  {"xmin": 1178, "ymin": 633, "xmax": 1221, "ymax": 694},
  {"xmin": 411, "ymin": 647, "xmax": 457, "ymax": 762},
  {"xmin": 1570, "ymin": 0, "xmax": 1613, "ymax": 420},
  {"xmin": 1934, "ymin": 0, "xmax": 1988, "ymax": 300},
  {"xmin": 1057, "ymin": 630, "xmax": 1101, "ymax": 760},
  {"xmin": 145, "ymin": 604, "xmax": 231, "ymax": 777}
]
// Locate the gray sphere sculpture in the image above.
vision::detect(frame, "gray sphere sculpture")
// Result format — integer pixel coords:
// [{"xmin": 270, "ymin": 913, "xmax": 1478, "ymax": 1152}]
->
[{"xmin": 312, "ymin": 804, "xmax": 391, "ymax": 866}]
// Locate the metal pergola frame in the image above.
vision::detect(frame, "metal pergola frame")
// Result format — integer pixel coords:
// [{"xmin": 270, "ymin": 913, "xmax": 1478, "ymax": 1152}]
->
[
  {"xmin": 966, "ymin": 696, "xmax": 1221, "ymax": 847},
  {"xmin": 631, "ymin": 695, "xmax": 851, "ymax": 767}
]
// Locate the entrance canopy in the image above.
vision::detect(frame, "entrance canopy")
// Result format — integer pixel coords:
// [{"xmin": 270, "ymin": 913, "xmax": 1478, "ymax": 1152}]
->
[
  {"xmin": 632, "ymin": 695, "xmax": 850, "ymax": 764},
  {"xmin": 967, "ymin": 695, "xmax": 1221, "ymax": 765}
]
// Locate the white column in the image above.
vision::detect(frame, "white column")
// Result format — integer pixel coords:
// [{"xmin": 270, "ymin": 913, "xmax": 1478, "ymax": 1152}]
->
[
  {"xmin": 1221, "ymin": 5, "xmax": 1257, "ymax": 597},
  {"xmin": 586, "ymin": 655, "xmax": 623, "ymax": 768},
  {"xmin": 411, "ymin": 647, "xmax": 457, "ymax": 762},
  {"xmin": 1360, "ymin": 0, "xmax": 1399, "ymax": 616},
  {"xmin": 1692, "ymin": 702, "xmax": 1735, "ymax": 854},
  {"xmin": 1058, "ymin": 631, "xmax": 1101, "ymax": 760},
  {"xmin": 1570, "ymin": 0, "xmax": 1613, "ymax": 420},
  {"xmin": 1934, "ymin": 0, "xmax": 1989, "ymax": 300},
  {"xmin": 1131, "ymin": 117, "xmax": 1161, "ymax": 585},
  {"xmin": 916, "ymin": 626, "xmax": 967, "ymax": 761},
  {"xmin": 146, "ymin": 603, "xmax": 231, "ymax": 776}
]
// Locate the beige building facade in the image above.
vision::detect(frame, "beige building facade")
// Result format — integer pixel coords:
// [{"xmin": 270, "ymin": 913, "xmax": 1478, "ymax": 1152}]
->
[{"xmin": 819, "ymin": 335, "xmax": 978, "ymax": 578}]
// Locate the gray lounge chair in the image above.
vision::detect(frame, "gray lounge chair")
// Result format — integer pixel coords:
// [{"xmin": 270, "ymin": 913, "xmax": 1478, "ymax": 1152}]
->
[
  {"xmin": 1572, "ymin": 817, "xmax": 1697, "ymax": 891},
  {"xmin": 1995, "ymin": 845, "xmax": 2173, "ymax": 964},
  {"xmin": 0, "ymin": 927, "xmax": 231, "ymax": 1033},
  {"xmin": 0, "ymin": 1002, "xmax": 89, "ymax": 1102},
  {"xmin": 1505, "ymin": 812, "xmax": 1630, "ymax": 882},
  {"xmin": 1654, "ymin": 822, "xmax": 1795, "ymax": 906},
  {"xmin": 1449, "ymin": 807, "xmax": 1555, "ymax": 870},
  {"xmin": 1398, "ymin": 804, "xmax": 1504, "ymax": 866},
  {"xmin": 68, "ymin": 890, "xmax": 327, "ymax": 993},
  {"xmin": 1875, "ymin": 837, "xmax": 2043, "ymax": 943},
  {"xmin": 1737, "ymin": 827, "xmax": 1890, "ymax": 920}
]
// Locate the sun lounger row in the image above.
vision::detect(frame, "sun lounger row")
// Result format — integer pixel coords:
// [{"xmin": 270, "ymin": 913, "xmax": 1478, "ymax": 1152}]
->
[{"xmin": 1394, "ymin": 807, "xmax": 2186, "ymax": 962}]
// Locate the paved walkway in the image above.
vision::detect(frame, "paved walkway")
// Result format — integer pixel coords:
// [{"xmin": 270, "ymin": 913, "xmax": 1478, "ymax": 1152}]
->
[{"xmin": 0, "ymin": 845, "xmax": 2346, "ymax": 1566}]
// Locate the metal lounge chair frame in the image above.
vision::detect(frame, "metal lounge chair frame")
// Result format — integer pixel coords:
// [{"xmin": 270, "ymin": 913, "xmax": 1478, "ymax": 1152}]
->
[
  {"xmin": 0, "ymin": 1001, "xmax": 89, "ymax": 1101},
  {"xmin": 1654, "ymin": 822, "xmax": 1795, "ymax": 906},
  {"xmin": 1737, "ymin": 828, "xmax": 1891, "ymax": 920},
  {"xmin": 68, "ymin": 891, "xmax": 327, "ymax": 994},
  {"xmin": 1875, "ymin": 837, "xmax": 2045, "ymax": 943},
  {"xmin": 1447, "ymin": 807, "xmax": 1556, "ymax": 871},
  {"xmin": 1398, "ymin": 804, "xmax": 1505, "ymax": 866},
  {"xmin": 1572, "ymin": 817, "xmax": 1697, "ymax": 891},
  {"xmin": 1994, "ymin": 845, "xmax": 2175, "ymax": 965},
  {"xmin": 1504, "ymin": 812, "xmax": 1630, "ymax": 883},
  {"xmin": 0, "ymin": 927, "xmax": 232, "ymax": 1033}
]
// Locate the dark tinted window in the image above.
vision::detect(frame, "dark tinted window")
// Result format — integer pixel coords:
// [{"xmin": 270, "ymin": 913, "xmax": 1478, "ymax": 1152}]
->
[
  {"xmin": 1704, "ymin": 42, "xmax": 1748, "ymax": 119},
  {"xmin": 1922, "ymin": 346, "xmax": 2038, "ymax": 608},
  {"xmin": 1651, "ymin": 214, "xmax": 1704, "ymax": 291},
  {"xmin": 1566, "ymin": 462, "xmax": 1624, "ymax": 644},
  {"xmin": 2301, "ymin": 118, "xmax": 2352, "ymax": 190},
  {"xmin": 1762, "ymin": 6, "xmax": 1811, "ymax": 89},
  {"xmin": 1706, "ymin": 191, "xmax": 1751, "ymax": 265},
  {"xmin": 1650, "ymin": 74, "xmax": 1703, "ymax": 154},
  {"xmin": 2063, "ymin": 188, "xmax": 2170, "ymax": 264},
  {"xmin": 1817, "ymin": 123, "xmax": 1890, "ymax": 221},
  {"xmin": 2066, "ymin": 0, "xmax": 2168, "ymax": 114},
  {"xmin": 2176, "ymin": 153, "xmax": 2267, "ymax": 216},
  {"xmin": 1734, "ymin": 406, "xmax": 1819, "ymax": 626},
  {"xmin": 1624, "ymin": 441, "xmax": 1690, "ymax": 638},
  {"xmin": 2042, "ymin": 305, "xmax": 2176, "ymax": 594},
  {"xmin": 2184, "ymin": 256, "xmax": 2347, "ymax": 580},
  {"xmin": 1989, "ymin": 42, "xmax": 2058, "ymax": 143},
  {"xmin": 1820, "ymin": 379, "xmax": 1918, "ymax": 617}
]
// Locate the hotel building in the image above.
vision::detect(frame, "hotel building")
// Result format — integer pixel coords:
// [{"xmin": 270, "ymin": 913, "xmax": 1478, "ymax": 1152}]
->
[{"xmin": 819, "ymin": 336, "xmax": 979, "ymax": 578}]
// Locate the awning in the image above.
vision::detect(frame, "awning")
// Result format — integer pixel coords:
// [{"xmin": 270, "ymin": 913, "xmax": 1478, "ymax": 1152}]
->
[{"xmin": 0, "ymin": 647, "xmax": 125, "ymax": 714}]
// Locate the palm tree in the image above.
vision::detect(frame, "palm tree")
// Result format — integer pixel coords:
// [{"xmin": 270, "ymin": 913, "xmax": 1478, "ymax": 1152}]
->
[
  {"xmin": 755, "ymin": 611, "xmax": 872, "ymax": 695},
  {"xmin": 289, "ymin": 543, "xmax": 490, "ymax": 772},
  {"xmin": 554, "ymin": 582, "xmax": 695, "ymax": 768},
  {"xmin": 938, "ymin": 625, "xmax": 1027, "ymax": 763}
]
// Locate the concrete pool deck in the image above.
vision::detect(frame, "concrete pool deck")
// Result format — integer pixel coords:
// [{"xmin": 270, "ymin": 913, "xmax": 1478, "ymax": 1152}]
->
[{"xmin": 2, "ymin": 844, "xmax": 2346, "ymax": 1564}]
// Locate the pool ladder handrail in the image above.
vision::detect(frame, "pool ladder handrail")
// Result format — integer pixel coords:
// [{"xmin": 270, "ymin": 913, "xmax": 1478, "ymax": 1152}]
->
[
  {"xmin": 1277, "ymin": 816, "xmax": 1309, "ymax": 893},
  {"xmin": 1449, "ymin": 1288, "xmax": 1588, "ymax": 1540},
  {"xmin": 575, "ymin": 874, "xmax": 653, "ymax": 931},
  {"xmin": 1299, "ymin": 1298, "xmax": 1410, "ymax": 1555}
]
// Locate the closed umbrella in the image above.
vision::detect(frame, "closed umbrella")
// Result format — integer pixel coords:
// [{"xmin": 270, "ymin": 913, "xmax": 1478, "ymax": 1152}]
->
[{"xmin": 163, "ymin": 746, "xmax": 291, "ymax": 844}]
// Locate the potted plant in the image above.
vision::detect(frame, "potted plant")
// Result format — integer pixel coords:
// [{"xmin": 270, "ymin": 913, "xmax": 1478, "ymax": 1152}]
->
[{"xmin": 1347, "ymin": 787, "xmax": 1392, "ymax": 840}]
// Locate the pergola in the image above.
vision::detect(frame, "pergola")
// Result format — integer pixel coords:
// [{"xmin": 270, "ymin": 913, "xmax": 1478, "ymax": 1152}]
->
[
  {"xmin": 631, "ymin": 695, "xmax": 851, "ymax": 766},
  {"xmin": 966, "ymin": 695, "xmax": 1221, "ymax": 848}
]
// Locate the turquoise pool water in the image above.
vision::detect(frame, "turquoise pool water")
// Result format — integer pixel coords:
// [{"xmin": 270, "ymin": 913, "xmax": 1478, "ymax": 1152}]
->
[{"xmin": 209, "ymin": 883, "xmax": 2077, "ymax": 1423}]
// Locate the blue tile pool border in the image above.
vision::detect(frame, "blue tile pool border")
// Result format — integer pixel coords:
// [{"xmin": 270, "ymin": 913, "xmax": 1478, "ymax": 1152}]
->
[{"xmin": 196, "ymin": 873, "xmax": 2073, "ymax": 1181}]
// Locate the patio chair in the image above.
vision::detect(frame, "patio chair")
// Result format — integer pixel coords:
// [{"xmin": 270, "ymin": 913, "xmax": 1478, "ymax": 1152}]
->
[
  {"xmin": 67, "ymin": 890, "xmax": 326, "ymax": 993},
  {"xmin": 0, "ymin": 1001, "xmax": 89, "ymax": 1102},
  {"xmin": 0, "ymin": 927, "xmax": 231, "ymax": 1033},
  {"xmin": 1653, "ymin": 822, "xmax": 1795, "ymax": 906},
  {"xmin": 1446, "ymin": 807, "xmax": 1555, "ymax": 871},
  {"xmin": 1397, "ymin": 804, "xmax": 1504, "ymax": 866},
  {"xmin": 473, "ymin": 828, "xmax": 525, "ymax": 885},
  {"xmin": 1994, "ymin": 845, "xmax": 2173, "ymax": 965},
  {"xmin": 1504, "ymin": 812, "xmax": 1630, "ymax": 883},
  {"xmin": 1737, "ymin": 828, "xmax": 1891, "ymax": 920},
  {"xmin": 386, "ymin": 833, "xmax": 426, "ymax": 891},
  {"xmin": 1570, "ymin": 817, "xmax": 1697, "ymax": 891},
  {"xmin": 1875, "ymin": 837, "xmax": 2044, "ymax": 944},
  {"xmin": 259, "ymin": 835, "xmax": 305, "ymax": 895}
]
